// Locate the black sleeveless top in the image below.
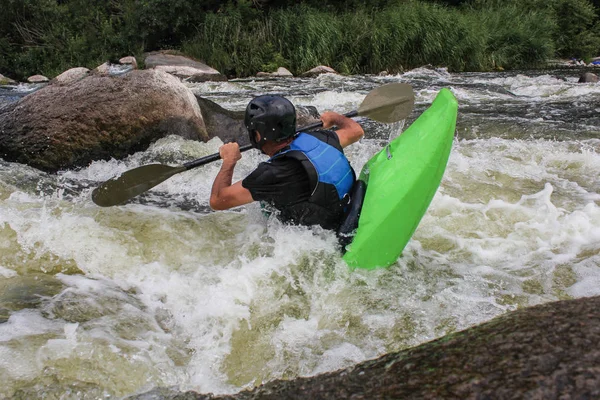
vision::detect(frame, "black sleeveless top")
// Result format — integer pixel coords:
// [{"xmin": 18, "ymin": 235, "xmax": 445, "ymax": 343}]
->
[{"xmin": 242, "ymin": 130, "xmax": 349, "ymax": 229}]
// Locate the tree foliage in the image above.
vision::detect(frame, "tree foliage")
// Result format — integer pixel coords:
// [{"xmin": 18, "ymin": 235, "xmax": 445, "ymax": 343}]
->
[{"xmin": 0, "ymin": 0, "xmax": 598, "ymax": 79}]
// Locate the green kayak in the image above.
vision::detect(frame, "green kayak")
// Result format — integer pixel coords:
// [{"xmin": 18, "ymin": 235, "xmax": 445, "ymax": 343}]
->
[{"xmin": 342, "ymin": 88, "xmax": 458, "ymax": 269}]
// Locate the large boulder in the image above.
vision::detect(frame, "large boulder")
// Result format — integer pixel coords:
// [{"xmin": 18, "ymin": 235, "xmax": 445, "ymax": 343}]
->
[
  {"xmin": 129, "ymin": 295, "xmax": 600, "ymax": 399},
  {"xmin": 144, "ymin": 51, "xmax": 226, "ymax": 82},
  {"xmin": 0, "ymin": 69, "xmax": 208, "ymax": 172}
]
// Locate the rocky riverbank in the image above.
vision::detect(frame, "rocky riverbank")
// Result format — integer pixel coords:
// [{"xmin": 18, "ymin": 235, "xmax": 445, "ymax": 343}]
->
[{"xmin": 0, "ymin": 50, "xmax": 343, "ymax": 87}]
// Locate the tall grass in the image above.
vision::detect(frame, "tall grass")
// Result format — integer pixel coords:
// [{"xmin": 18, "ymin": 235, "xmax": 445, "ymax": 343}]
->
[
  {"xmin": 467, "ymin": 0, "xmax": 599, "ymax": 61},
  {"xmin": 2, "ymin": 0, "xmax": 597, "ymax": 78},
  {"xmin": 183, "ymin": 10, "xmax": 274, "ymax": 76},
  {"xmin": 183, "ymin": 1, "xmax": 559, "ymax": 76},
  {"xmin": 470, "ymin": 6, "xmax": 556, "ymax": 69}
]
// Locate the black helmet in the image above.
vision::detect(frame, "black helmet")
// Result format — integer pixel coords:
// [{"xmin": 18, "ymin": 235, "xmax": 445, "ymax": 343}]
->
[{"xmin": 245, "ymin": 95, "xmax": 296, "ymax": 150}]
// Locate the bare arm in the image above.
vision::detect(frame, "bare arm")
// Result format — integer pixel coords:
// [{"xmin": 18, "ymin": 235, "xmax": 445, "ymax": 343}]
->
[
  {"xmin": 320, "ymin": 111, "xmax": 364, "ymax": 148},
  {"xmin": 209, "ymin": 143, "xmax": 254, "ymax": 210}
]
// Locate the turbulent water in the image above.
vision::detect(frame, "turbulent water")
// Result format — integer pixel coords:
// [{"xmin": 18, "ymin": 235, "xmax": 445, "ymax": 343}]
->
[{"xmin": 1, "ymin": 68, "xmax": 599, "ymax": 399}]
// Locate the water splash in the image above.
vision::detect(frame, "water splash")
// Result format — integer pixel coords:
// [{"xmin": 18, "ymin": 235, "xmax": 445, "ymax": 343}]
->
[{"xmin": 1, "ymin": 70, "xmax": 600, "ymax": 398}]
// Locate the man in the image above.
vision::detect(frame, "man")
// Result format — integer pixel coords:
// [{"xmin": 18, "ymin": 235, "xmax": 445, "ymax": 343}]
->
[{"xmin": 210, "ymin": 95, "xmax": 363, "ymax": 230}]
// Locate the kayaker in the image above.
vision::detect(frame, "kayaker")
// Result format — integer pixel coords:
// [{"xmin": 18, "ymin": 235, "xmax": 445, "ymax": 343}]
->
[{"xmin": 209, "ymin": 95, "xmax": 364, "ymax": 230}]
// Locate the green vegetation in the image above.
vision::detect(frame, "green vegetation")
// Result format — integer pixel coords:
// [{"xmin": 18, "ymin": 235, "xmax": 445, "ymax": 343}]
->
[{"xmin": 1, "ymin": 0, "xmax": 599, "ymax": 79}]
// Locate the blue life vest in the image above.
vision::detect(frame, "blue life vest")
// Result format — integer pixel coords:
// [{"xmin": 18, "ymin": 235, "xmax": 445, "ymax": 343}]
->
[{"xmin": 269, "ymin": 132, "xmax": 355, "ymax": 229}]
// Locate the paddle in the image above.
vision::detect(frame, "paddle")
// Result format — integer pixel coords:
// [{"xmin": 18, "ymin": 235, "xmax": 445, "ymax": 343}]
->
[{"xmin": 92, "ymin": 82, "xmax": 415, "ymax": 207}]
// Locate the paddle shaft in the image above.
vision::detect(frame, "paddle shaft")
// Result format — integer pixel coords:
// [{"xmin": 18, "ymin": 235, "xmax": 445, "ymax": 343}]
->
[
  {"xmin": 182, "ymin": 110, "xmax": 359, "ymax": 171},
  {"xmin": 183, "ymin": 144, "xmax": 252, "ymax": 170}
]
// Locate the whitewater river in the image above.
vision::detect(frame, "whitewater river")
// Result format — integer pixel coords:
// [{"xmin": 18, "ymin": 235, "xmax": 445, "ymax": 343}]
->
[{"xmin": 1, "ymin": 68, "xmax": 599, "ymax": 398}]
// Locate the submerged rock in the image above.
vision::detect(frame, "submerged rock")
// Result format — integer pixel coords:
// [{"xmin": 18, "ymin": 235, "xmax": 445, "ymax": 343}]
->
[
  {"xmin": 129, "ymin": 296, "xmax": 600, "ymax": 399},
  {"xmin": 0, "ymin": 69, "xmax": 207, "ymax": 172},
  {"xmin": 12, "ymin": 380, "xmax": 110, "ymax": 400},
  {"xmin": 0, "ymin": 274, "xmax": 64, "ymax": 315},
  {"xmin": 578, "ymin": 72, "xmax": 599, "ymax": 83}
]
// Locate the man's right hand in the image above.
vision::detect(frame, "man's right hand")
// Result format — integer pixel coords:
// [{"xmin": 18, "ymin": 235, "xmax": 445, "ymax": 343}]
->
[
  {"xmin": 210, "ymin": 141, "xmax": 253, "ymax": 211},
  {"xmin": 219, "ymin": 142, "xmax": 242, "ymax": 165}
]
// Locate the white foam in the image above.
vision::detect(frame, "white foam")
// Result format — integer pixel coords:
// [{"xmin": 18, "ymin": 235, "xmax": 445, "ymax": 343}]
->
[
  {"xmin": 2, "ymin": 73, "xmax": 600, "ymax": 397},
  {"xmin": 484, "ymin": 73, "xmax": 600, "ymax": 100},
  {"xmin": 0, "ymin": 265, "xmax": 17, "ymax": 278}
]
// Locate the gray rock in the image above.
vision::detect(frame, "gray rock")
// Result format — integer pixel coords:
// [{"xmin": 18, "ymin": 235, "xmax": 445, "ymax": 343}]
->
[
  {"xmin": 0, "ymin": 73, "xmax": 17, "ymax": 85},
  {"xmin": 578, "ymin": 72, "xmax": 599, "ymax": 83},
  {"xmin": 95, "ymin": 62, "xmax": 111, "ymax": 74},
  {"xmin": 0, "ymin": 274, "xmax": 64, "ymax": 313},
  {"xmin": 120, "ymin": 56, "xmax": 138, "ymax": 69},
  {"xmin": 256, "ymin": 68, "xmax": 294, "ymax": 78},
  {"xmin": 196, "ymin": 94, "xmax": 321, "ymax": 147},
  {"xmin": 0, "ymin": 69, "xmax": 207, "ymax": 172},
  {"xmin": 301, "ymin": 66, "xmax": 337, "ymax": 77},
  {"xmin": 129, "ymin": 296, "xmax": 600, "ymax": 399},
  {"xmin": 295, "ymin": 105, "xmax": 322, "ymax": 130},
  {"xmin": 94, "ymin": 62, "xmax": 132, "ymax": 76},
  {"xmin": 274, "ymin": 67, "xmax": 293, "ymax": 77},
  {"xmin": 195, "ymin": 95, "xmax": 245, "ymax": 145},
  {"xmin": 54, "ymin": 67, "xmax": 90, "ymax": 85},
  {"xmin": 144, "ymin": 51, "xmax": 226, "ymax": 82},
  {"xmin": 27, "ymin": 75, "xmax": 49, "ymax": 83}
]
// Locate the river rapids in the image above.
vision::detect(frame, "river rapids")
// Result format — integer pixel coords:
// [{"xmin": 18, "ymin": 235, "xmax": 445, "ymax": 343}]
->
[{"xmin": 0, "ymin": 68, "xmax": 599, "ymax": 398}]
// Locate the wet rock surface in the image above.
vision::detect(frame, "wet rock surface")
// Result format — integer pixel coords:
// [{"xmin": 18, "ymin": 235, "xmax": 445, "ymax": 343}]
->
[
  {"xmin": 0, "ymin": 70, "xmax": 207, "ymax": 172},
  {"xmin": 196, "ymin": 94, "xmax": 322, "ymax": 147},
  {"xmin": 129, "ymin": 296, "xmax": 600, "ymax": 400},
  {"xmin": 0, "ymin": 74, "xmax": 17, "ymax": 85},
  {"xmin": 578, "ymin": 72, "xmax": 599, "ymax": 83},
  {"xmin": 0, "ymin": 67, "xmax": 323, "ymax": 173},
  {"xmin": 53, "ymin": 67, "xmax": 90, "ymax": 85}
]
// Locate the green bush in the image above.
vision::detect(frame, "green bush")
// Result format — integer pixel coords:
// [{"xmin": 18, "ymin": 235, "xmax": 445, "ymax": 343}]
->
[
  {"xmin": 466, "ymin": 0, "xmax": 600, "ymax": 60},
  {"xmin": 183, "ymin": 1, "xmax": 562, "ymax": 75},
  {"xmin": 467, "ymin": 4, "xmax": 556, "ymax": 69},
  {"xmin": 0, "ymin": 0, "xmax": 598, "ymax": 79},
  {"xmin": 553, "ymin": 0, "xmax": 600, "ymax": 59}
]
